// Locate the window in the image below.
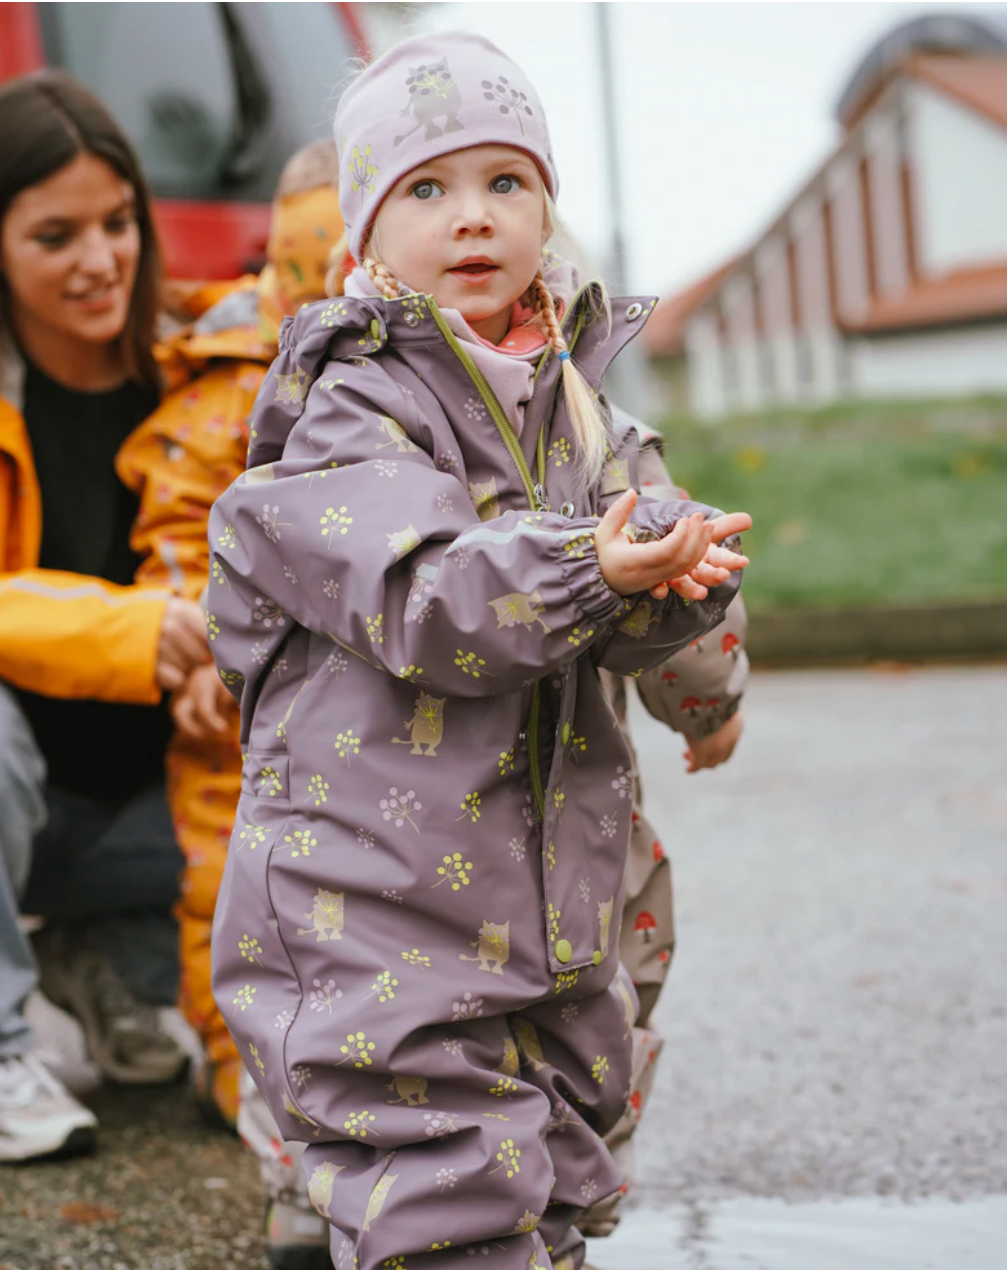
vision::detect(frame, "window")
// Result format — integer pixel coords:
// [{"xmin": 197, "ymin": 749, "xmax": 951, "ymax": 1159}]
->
[{"xmin": 39, "ymin": 3, "xmax": 356, "ymax": 203}]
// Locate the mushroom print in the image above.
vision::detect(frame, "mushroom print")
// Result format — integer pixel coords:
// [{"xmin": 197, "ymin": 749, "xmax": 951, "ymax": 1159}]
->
[{"xmin": 634, "ymin": 911, "xmax": 658, "ymax": 944}]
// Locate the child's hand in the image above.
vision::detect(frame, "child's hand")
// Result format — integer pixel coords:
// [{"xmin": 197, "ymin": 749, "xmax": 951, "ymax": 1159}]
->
[
  {"xmin": 595, "ymin": 490, "xmax": 751, "ymax": 599},
  {"xmin": 156, "ymin": 597, "xmax": 212, "ymax": 691},
  {"xmin": 172, "ymin": 661, "xmax": 235, "ymax": 741},
  {"xmin": 684, "ymin": 711, "xmax": 744, "ymax": 773}
]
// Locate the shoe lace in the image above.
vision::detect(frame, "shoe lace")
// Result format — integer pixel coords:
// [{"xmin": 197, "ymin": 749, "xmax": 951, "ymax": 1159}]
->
[{"xmin": 0, "ymin": 1054, "xmax": 63, "ymax": 1106}]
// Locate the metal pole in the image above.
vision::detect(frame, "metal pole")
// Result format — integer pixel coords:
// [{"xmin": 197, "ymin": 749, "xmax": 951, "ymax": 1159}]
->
[{"xmin": 593, "ymin": 2, "xmax": 649, "ymax": 417}]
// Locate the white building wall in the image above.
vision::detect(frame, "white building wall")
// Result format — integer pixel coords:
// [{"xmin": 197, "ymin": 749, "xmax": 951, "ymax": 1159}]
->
[
  {"xmin": 905, "ymin": 81, "xmax": 1008, "ymax": 275},
  {"xmin": 847, "ymin": 322, "xmax": 1007, "ymax": 397},
  {"xmin": 864, "ymin": 109, "xmax": 909, "ymax": 295},
  {"xmin": 685, "ymin": 311, "xmax": 727, "ymax": 419},
  {"xmin": 825, "ymin": 154, "xmax": 870, "ymax": 324},
  {"xmin": 754, "ymin": 238, "xmax": 800, "ymax": 404},
  {"xmin": 722, "ymin": 274, "xmax": 763, "ymax": 412}
]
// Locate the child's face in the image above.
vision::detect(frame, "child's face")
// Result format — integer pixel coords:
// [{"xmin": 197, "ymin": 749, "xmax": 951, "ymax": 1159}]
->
[{"xmin": 370, "ymin": 145, "xmax": 547, "ymax": 344}]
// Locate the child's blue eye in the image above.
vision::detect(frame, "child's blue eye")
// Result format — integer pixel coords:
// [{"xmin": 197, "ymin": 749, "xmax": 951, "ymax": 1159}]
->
[
  {"xmin": 411, "ymin": 181, "xmax": 443, "ymax": 201},
  {"xmin": 491, "ymin": 175, "xmax": 521, "ymax": 195}
]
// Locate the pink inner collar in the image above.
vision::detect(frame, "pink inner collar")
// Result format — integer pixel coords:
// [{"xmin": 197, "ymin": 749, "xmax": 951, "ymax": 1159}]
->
[{"xmin": 471, "ymin": 297, "xmax": 563, "ymax": 357}]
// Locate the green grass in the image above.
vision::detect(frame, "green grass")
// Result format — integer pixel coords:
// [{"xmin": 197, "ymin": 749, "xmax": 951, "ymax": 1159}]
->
[{"xmin": 656, "ymin": 398, "xmax": 1007, "ymax": 611}]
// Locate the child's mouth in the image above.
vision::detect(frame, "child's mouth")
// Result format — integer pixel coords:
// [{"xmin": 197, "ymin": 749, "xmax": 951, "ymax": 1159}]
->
[{"xmin": 449, "ymin": 260, "xmax": 499, "ymax": 284}]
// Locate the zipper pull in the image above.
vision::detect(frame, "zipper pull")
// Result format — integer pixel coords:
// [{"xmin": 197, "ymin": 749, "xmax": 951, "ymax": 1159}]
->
[{"xmin": 533, "ymin": 483, "xmax": 550, "ymax": 512}]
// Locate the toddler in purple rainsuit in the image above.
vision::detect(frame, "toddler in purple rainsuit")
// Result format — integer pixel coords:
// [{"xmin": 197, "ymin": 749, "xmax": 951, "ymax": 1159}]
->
[{"xmin": 207, "ymin": 32, "xmax": 750, "ymax": 1270}]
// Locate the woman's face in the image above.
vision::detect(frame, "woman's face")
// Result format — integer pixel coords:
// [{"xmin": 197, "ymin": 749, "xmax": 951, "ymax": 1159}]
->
[
  {"xmin": 370, "ymin": 144, "xmax": 547, "ymax": 345},
  {"xmin": 0, "ymin": 151, "xmax": 141, "ymax": 354}
]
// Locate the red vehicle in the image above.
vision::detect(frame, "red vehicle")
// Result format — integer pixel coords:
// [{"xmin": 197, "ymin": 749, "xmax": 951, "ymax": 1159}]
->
[{"xmin": 0, "ymin": 2, "xmax": 371, "ymax": 278}]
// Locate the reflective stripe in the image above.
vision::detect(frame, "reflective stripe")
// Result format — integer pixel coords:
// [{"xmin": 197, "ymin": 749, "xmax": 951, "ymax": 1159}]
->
[{"xmin": 0, "ymin": 577, "xmax": 169, "ymax": 605}]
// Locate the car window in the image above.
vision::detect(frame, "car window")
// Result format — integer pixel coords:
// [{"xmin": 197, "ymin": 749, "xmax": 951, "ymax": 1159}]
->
[
  {"xmin": 40, "ymin": 2, "xmax": 358, "ymax": 204},
  {"xmin": 40, "ymin": 3, "xmax": 241, "ymax": 199}
]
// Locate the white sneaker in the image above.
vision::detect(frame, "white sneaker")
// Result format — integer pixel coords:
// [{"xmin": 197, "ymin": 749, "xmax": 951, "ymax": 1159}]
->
[
  {"xmin": 24, "ymin": 990, "xmax": 103, "ymax": 1098},
  {"xmin": 0, "ymin": 1053, "xmax": 97, "ymax": 1163}
]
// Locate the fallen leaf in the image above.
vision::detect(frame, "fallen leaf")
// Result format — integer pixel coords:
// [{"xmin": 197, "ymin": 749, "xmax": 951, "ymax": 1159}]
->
[{"xmin": 60, "ymin": 1200, "xmax": 119, "ymax": 1226}]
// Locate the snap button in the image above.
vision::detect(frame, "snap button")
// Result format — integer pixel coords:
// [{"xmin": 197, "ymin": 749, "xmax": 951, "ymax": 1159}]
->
[
  {"xmin": 625, "ymin": 302, "xmax": 643, "ymax": 321},
  {"xmin": 403, "ymin": 310, "xmax": 420, "ymax": 327},
  {"xmin": 555, "ymin": 939, "xmax": 572, "ymax": 964},
  {"xmin": 560, "ymin": 501, "xmax": 575, "ymax": 517}
]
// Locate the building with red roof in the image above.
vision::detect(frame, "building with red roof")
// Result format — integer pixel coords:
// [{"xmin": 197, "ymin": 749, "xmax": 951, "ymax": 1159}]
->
[{"xmin": 645, "ymin": 12, "xmax": 1006, "ymax": 418}]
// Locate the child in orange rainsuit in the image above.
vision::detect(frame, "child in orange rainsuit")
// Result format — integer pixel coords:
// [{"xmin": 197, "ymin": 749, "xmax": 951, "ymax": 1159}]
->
[{"xmin": 116, "ymin": 140, "xmax": 347, "ymax": 1127}]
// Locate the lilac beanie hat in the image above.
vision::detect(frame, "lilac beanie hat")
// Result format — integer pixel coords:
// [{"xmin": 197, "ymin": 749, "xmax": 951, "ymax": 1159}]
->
[{"xmin": 334, "ymin": 31, "xmax": 558, "ymax": 262}]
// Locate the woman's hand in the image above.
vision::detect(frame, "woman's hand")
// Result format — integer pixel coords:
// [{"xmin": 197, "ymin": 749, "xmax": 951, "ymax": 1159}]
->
[
  {"xmin": 172, "ymin": 660, "xmax": 235, "ymax": 740},
  {"xmin": 156, "ymin": 596, "xmax": 211, "ymax": 691},
  {"xmin": 595, "ymin": 490, "xmax": 751, "ymax": 599}
]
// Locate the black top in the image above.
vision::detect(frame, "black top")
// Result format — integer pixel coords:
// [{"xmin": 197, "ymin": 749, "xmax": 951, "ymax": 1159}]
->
[{"xmin": 14, "ymin": 360, "xmax": 172, "ymax": 800}]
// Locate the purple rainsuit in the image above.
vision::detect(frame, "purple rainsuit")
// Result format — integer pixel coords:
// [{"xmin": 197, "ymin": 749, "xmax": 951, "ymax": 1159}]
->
[{"xmin": 207, "ymin": 275, "xmax": 742, "ymax": 1269}]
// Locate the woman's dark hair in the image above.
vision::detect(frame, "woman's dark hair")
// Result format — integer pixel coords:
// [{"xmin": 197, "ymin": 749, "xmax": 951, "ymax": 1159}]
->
[{"xmin": 0, "ymin": 71, "xmax": 162, "ymax": 390}]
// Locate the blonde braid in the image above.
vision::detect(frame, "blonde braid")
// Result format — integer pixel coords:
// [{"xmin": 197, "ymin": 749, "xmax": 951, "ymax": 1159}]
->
[
  {"xmin": 324, "ymin": 235, "xmax": 349, "ymax": 298},
  {"xmin": 362, "ymin": 256, "xmax": 401, "ymax": 302},
  {"xmin": 528, "ymin": 271, "xmax": 608, "ymax": 489}
]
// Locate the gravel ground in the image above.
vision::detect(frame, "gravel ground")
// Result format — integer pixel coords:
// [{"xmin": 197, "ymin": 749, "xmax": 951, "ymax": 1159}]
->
[{"xmin": 0, "ymin": 665, "xmax": 1003, "ymax": 1269}]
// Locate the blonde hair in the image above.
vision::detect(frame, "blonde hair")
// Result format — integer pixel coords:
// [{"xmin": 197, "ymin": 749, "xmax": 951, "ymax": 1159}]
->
[{"xmin": 362, "ymin": 190, "xmax": 611, "ymax": 489}]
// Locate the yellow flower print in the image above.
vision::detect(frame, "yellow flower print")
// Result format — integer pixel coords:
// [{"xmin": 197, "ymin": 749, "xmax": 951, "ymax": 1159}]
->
[
  {"xmin": 591, "ymin": 1055, "xmax": 610, "ymax": 1084},
  {"xmin": 258, "ymin": 767, "xmax": 283, "ymax": 797},
  {"xmin": 334, "ymin": 728, "xmax": 361, "ymax": 765},
  {"xmin": 563, "ymin": 533, "xmax": 594, "ymax": 560},
  {"xmin": 367, "ymin": 970, "xmax": 399, "ymax": 1004},
  {"xmin": 497, "ymin": 748, "xmax": 515, "ymax": 776},
  {"xmin": 236, "ymin": 824, "xmax": 270, "ymax": 851},
  {"xmin": 454, "ymin": 649, "xmax": 491, "ymax": 678},
  {"xmin": 344, "ymin": 1108, "xmax": 378, "ymax": 1138},
  {"xmin": 400, "ymin": 949, "xmax": 432, "ymax": 969},
  {"xmin": 456, "ymin": 792, "xmax": 482, "ymax": 823},
  {"xmin": 233, "ymin": 984, "xmax": 256, "ymax": 1011},
  {"xmin": 433, "ymin": 853, "xmax": 473, "ymax": 891},
  {"xmin": 238, "ymin": 934, "xmax": 263, "ymax": 964},
  {"xmin": 366, "ymin": 614, "xmax": 384, "ymax": 645},
  {"xmin": 205, "ymin": 614, "xmax": 220, "ymax": 641},
  {"xmin": 554, "ymin": 970, "xmax": 579, "ymax": 995},
  {"xmin": 489, "ymin": 1138, "xmax": 521, "ymax": 1179},
  {"xmin": 348, "ymin": 143, "xmax": 378, "ymax": 197},
  {"xmin": 307, "ymin": 775, "xmax": 329, "ymax": 806},
  {"xmin": 284, "ymin": 829, "xmax": 316, "ymax": 858},
  {"xmin": 337, "ymin": 1031, "xmax": 376, "ymax": 1068},
  {"xmin": 548, "ymin": 438, "xmax": 572, "ymax": 467},
  {"xmin": 320, "ymin": 506, "xmax": 353, "ymax": 547},
  {"xmin": 249, "ymin": 1043, "xmax": 265, "ymax": 1076}
]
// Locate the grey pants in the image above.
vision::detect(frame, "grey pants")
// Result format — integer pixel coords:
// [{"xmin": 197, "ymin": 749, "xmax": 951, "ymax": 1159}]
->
[{"xmin": 0, "ymin": 683, "xmax": 183, "ymax": 1058}]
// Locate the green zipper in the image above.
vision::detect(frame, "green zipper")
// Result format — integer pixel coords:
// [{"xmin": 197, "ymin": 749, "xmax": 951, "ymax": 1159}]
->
[{"xmin": 426, "ymin": 290, "xmax": 592, "ymax": 820}]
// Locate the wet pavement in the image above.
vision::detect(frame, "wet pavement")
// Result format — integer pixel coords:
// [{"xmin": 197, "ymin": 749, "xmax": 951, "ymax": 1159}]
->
[{"xmin": 0, "ymin": 666, "xmax": 1004, "ymax": 1269}]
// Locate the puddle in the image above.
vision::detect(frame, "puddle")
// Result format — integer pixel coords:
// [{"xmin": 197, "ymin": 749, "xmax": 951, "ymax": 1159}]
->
[{"xmin": 584, "ymin": 1196, "xmax": 1006, "ymax": 1270}]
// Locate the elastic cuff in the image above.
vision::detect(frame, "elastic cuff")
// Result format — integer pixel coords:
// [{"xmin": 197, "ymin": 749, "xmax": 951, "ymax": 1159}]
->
[{"xmin": 558, "ymin": 532, "xmax": 627, "ymax": 625}]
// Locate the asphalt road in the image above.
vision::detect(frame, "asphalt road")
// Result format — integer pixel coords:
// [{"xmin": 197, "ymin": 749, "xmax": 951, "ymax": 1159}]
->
[{"xmin": 0, "ymin": 665, "xmax": 1004, "ymax": 1270}]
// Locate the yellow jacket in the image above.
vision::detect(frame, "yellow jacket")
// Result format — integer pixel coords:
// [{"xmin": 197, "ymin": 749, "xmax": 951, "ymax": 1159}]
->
[{"xmin": 0, "ymin": 371, "xmax": 170, "ymax": 705}]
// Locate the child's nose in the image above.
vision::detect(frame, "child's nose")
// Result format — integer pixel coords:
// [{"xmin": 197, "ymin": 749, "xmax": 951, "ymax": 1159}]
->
[{"xmin": 453, "ymin": 195, "xmax": 494, "ymax": 237}]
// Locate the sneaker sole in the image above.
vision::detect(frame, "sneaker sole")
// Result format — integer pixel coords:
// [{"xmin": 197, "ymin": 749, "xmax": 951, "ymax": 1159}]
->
[
  {"xmin": 38, "ymin": 972, "xmax": 189, "ymax": 1087},
  {"xmin": 0, "ymin": 1122, "xmax": 97, "ymax": 1166}
]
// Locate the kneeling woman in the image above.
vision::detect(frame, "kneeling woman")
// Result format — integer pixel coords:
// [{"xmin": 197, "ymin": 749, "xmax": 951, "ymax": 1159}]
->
[{"xmin": 0, "ymin": 72, "xmax": 204, "ymax": 1161}]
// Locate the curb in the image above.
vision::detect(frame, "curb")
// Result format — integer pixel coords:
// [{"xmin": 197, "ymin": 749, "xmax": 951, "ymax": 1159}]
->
[{"xmin": 747, "ymin": 600, "xmax": 1006, "ymax": 665}]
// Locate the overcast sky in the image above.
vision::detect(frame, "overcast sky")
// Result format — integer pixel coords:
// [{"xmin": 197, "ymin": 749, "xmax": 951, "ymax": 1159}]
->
[{"xmin": 408, "ymin": 1, "xmax": 1003, "ymax": 298}]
